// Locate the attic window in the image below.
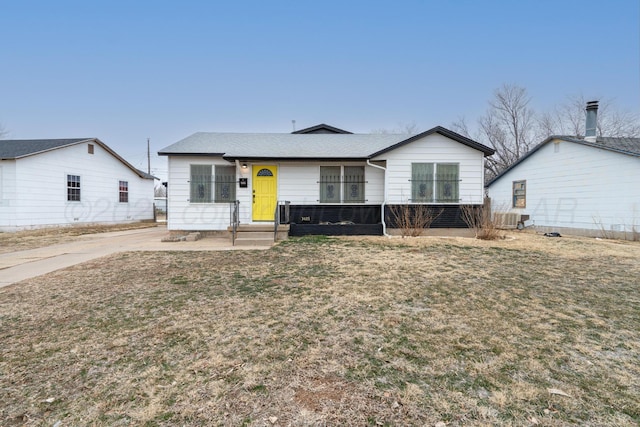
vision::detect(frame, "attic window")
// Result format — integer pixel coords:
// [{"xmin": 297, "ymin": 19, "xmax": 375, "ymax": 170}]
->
[{"xmin": 88, "ymin": 144, "xmax": 94, "ymax": 154}]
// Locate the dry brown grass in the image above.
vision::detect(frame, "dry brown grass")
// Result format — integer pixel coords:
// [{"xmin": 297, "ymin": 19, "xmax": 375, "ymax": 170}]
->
[
  {"xmin": 1, "ymin": 233, "xmax": 639, "ymax": 426},
  {"xmin": 0, "ymin": 222, "xmax": 157, "ymax": 254}
]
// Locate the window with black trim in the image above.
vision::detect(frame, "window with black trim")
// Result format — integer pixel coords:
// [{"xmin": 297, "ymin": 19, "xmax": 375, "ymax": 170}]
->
[
  {"xmin": 67, "ymin": 174, "xmax": 81, "ymax": 201},
  {"xmin": 513, "ymin": 180, "xmax": 526, "ymax": 208},
  {"xmin": 119, "ymin": 180, "xmax": 129, "ymax": 203},
  {"xmin": 411, "ymin": 163, "xmax": 459, "ymax": 203}
]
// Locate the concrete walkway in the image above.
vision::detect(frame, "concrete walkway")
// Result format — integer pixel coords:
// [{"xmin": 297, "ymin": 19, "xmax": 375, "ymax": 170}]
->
[{"xmin": 0, "ymin": 225, "xmax": 269, "ymax": 288}]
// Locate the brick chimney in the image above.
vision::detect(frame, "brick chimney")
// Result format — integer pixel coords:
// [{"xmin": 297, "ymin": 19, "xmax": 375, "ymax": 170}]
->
[{"xmin": 585, "ymin": 101, "xmax": 598, "ymax": 142}]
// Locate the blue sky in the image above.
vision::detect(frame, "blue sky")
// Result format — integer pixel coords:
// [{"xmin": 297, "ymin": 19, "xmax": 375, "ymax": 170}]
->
[{"xmin": 1, "ymin": 0, "xmax": 638, "ymax": 180}]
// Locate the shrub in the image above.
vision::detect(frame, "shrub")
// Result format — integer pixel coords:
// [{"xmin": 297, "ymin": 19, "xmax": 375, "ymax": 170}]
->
[
  {"xmin": 389, "ymin": 204, "xmax": 443, "ymax": 237},
  {"xmin": 460, "ymin": 201, "xmax": 504, "ymax": 240}
]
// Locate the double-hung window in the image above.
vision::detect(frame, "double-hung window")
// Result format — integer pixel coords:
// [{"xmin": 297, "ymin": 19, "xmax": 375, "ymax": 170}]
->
[
  {"xmin": 411, "ymin": 163, "xmax": 459, "ymax": 203},
  {"xmin": 214, "ymin": 165, "xmax": 236, "ymax": 203},
  {"xmin": 320, "ymin": 166, "xmax": 365, "ymax": 203},
  {"xmin": 119, "ymin": 181, "xmax": 129, "ymax": 203},
  {"xmin": 67, "ymin": 174, "xmax": 81, "ymax": 201}
]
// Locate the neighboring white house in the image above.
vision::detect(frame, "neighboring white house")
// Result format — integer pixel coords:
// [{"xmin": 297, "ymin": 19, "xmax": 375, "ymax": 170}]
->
[
  {"xmin": 158, "ymin": 124, "xmax": 494, "ymax": 235},
  {"xmin": 486, "ymin": 102, "xmax": 640, "ymax": 239},
  {"xmin": 0, "ymin": 138, "xmax": 156, "ymax": 231}
]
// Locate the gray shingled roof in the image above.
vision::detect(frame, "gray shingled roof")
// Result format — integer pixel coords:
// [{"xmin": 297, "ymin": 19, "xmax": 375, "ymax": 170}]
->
[
  {"xmin": 0, "ymin": 138, "xmax": 156, "ymax": 180},
  {"xmin": 566, "ymin": 136, "xmax": 640, "ymax": 157},
  {"xmin": 0, "ymin": 138, "xmax": 91, "ymax": 159},
  {"xmin": 158, "ymin": 132, "xmax": 409, "ymax": 159},
  {"xmin": 158, "ymin": 127, "xmax": 495, "ymax": 159},
  {"xmin": 486, "ymin": 135, "xmax": 640, "ymax": 186}
]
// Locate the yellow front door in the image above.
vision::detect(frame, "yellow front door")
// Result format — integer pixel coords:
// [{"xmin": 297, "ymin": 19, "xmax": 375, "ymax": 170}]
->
[{"xmin": 252, "ymin": 165, "xmax": 277, "ymax": 221}]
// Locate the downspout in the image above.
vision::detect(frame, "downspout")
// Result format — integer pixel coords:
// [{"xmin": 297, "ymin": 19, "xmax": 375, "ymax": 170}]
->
[{"xmin": 367, "ymin": 159, "xmax": 389, "ymax": 237}]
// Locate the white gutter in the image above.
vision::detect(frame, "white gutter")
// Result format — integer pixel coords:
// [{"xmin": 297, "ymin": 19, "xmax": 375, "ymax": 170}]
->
[{"xmin": 367, "ymin": 159, "xmax": 390, "ymax": 237}]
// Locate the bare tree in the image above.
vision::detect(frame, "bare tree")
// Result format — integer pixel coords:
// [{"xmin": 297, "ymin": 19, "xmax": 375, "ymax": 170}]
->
[
  {"xmin": 537, "ymin": 94, "xmax": 640, "ymax": 138},
  {"xmin": 452, "ymin": 84, "xmax": 537, "ymax": 180},
  {"xmin": 154, "ymin": 184, "xmax": 167, "ymax": 197},
  {"xmin": 0, "ymin": 122, "xmax": 8, "ymax": 139},
  {"xmin": 372, "ymin": 121, "xmax": 421, "ymax": 135},
  {"xmin": 454, "ymin": 86, "xmax": 640, "ymax": 182}
]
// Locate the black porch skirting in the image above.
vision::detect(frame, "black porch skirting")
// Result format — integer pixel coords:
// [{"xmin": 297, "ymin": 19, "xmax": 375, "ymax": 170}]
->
[{"xmin": 281, "ymin": 204, "xmax": 472, "ymax": 236}]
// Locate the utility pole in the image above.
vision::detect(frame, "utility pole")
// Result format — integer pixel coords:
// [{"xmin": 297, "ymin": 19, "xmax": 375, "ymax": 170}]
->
[{"xmin": 147, "ymin": 137, "xmax": 151, "ymax": 174}]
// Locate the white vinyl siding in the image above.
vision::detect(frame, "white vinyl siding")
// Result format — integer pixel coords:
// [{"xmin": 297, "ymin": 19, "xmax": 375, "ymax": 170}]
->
[
  {"xmin": 1, "ymin": 141, "xmax": 154, "ymax": 231},
  {"xmin": 278, "ymin": 163, "xmax": 384, "ymax": 206},
  {"xmin": 164, "ymin": 132, "xmax": 489, "ymax": 230},
  {"xmin": 379, "ymin": 133, "xmax": 483, "ymax": 205},
  {"xmin": 167, "ymin": 157, "xmax": 243, "ymax": 231},
  {"xmin": 487, "ymin": 139, "xmax": 640, "ymax": 233}
]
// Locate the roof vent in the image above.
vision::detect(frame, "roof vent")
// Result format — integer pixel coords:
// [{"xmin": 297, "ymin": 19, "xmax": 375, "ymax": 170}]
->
[{"xmin": 585, "ymin": 101, "xmax": 598, "ymax": 142}]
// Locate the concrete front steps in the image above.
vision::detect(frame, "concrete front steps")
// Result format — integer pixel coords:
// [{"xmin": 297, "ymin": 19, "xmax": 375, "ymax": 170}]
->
[{"xmin": 230, "ymin": 224, "xmax": 290, "ymax": 246}]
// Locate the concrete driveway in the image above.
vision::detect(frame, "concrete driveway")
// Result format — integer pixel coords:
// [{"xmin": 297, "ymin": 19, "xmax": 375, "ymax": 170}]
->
[{"xmin": 0, "ymin": 225, "xmax": 268, "ymax": 288}]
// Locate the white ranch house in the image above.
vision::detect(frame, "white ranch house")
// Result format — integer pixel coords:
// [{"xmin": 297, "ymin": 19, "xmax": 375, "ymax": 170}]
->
[
  {"xmin": 486, "ymin": 102, "xmax": 640, "ymax": 240},
  {"xmin": 0, "ymin": 138, "xmax": 156, "ymax": 231},
  {"xmin": 159, "ymin": 124, "xmax": 494, "ymax": 236}
]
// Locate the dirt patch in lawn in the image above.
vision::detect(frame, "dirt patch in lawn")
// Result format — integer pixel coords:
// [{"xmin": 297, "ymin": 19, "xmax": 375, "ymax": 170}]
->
[
  {"xmin": 0, "ymin": 222, "xmax": 158, "ymax": 254},
  {"xmin": 1, "ymin": 233, "xmax": 639, "ymax": 426}
]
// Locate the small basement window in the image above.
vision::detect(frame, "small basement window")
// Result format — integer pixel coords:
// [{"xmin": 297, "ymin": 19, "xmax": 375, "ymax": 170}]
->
[{"xmin": 513, "ymin": 180, "xmax": 526, "ymax": 208}]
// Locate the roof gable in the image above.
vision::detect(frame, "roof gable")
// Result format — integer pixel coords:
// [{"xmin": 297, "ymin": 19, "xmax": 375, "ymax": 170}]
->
[
  {"xmin": 486, "ymin": 135, "xmax": 640, "ymax": 187},
  {"xmin": 291, "ymin": 123, "xmax": 352, "ymax": 134},
  {"xmin": 369, "ymin": 126, "xmax": 495, "ymax": 158},
  {"xmin": 0, "ymin": 138, "xmax": 155, "ymax": 180}
]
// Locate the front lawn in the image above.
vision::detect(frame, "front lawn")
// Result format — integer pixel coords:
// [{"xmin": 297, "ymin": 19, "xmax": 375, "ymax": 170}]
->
[{"xmin": 1, "ymin": 234, "xmax": 638, "ymax": 426}]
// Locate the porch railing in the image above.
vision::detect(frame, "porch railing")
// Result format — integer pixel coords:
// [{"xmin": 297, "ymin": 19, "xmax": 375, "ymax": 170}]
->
[{"xmin": 273, "ymin": 201, "xmax": 290, "ymax": 242}]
